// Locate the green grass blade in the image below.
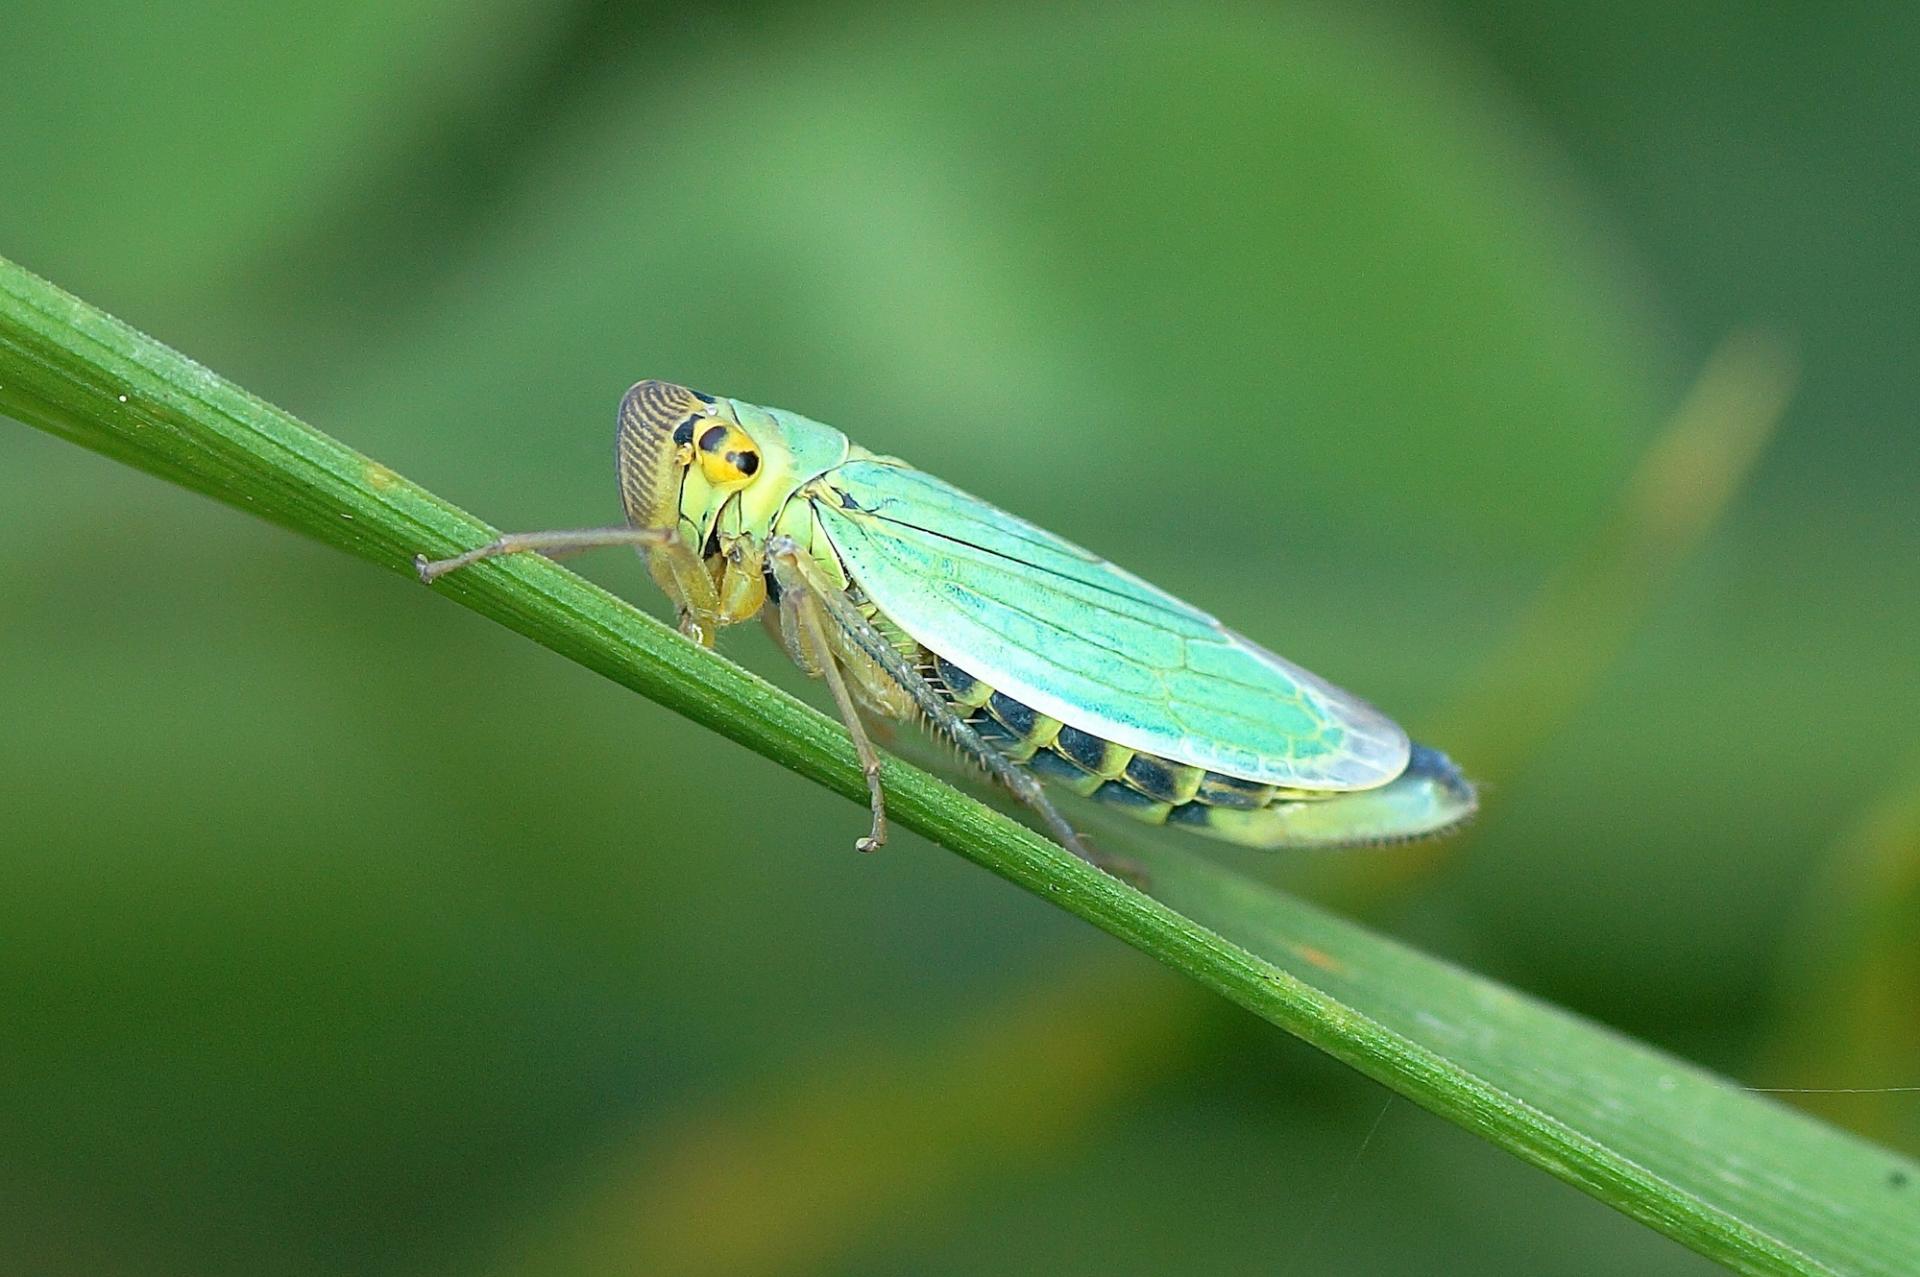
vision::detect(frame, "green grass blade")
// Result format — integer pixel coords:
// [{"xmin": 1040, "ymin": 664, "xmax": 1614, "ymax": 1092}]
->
[{"xmin": 2, "ymin": 255, "xmax": 1914, "ymax": 1276}]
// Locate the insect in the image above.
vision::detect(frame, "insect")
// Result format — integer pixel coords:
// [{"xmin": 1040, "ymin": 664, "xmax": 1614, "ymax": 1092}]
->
[{"xmin": 416, "ymin": 381, "xmax": 1476, "ymax": 869}]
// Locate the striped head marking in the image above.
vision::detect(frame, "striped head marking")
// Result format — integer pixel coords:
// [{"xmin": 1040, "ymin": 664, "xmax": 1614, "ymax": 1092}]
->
[{"xmin": 615, "ymin": 379, "xmax": 763, "ymax": 530}]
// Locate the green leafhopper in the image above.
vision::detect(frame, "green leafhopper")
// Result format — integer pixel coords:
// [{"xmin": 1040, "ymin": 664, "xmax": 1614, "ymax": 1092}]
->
[{"xmin": 417, "ymin": 382, "xmax": 1476, "ymax": 869}]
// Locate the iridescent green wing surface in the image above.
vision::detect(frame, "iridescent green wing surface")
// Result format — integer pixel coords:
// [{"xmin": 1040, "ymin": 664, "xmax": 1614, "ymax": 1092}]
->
[{"xmin": 812, "ymin": 459, "xmax": 1410, "ymax": 790}]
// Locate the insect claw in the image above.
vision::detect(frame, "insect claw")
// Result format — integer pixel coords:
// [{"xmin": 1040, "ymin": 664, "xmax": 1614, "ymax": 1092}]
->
[
  {"xmin": 414, "ymin": 550, "xmax": 469, "ymax": 585},
  {"xmin": 1055, "ymin": 830, "xmax": 1149, "ymax": 887}
]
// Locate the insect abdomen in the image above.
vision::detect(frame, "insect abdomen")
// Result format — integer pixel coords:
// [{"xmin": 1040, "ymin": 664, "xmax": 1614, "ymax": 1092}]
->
[
  {"xmin": 924, "ymin": 653, "xmax": 1304, "ymax": 836},
  {"xmin": 922, "ymin": 652, "xmax": 1475, "ymax": 850}
]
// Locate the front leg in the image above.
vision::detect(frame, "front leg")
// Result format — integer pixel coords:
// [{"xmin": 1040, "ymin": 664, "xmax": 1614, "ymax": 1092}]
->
[
  {"xmin": 415, "ymin": 524, "xmax": 731, "ymax": 646},
  {"xmin": 414, "ymin": 526, "xmax": 670, "ymax": 582}
]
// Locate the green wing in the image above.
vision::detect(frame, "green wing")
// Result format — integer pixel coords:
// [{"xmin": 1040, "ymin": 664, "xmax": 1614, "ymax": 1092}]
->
[{"xmin": 813, "ymin": 459, "xmax": 1409, "ymax": 790}]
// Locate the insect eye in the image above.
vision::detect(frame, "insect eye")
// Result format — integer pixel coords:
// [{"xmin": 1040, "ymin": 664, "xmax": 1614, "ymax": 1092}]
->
[{"xmin": 694, "ymin": 420, "xmax": 763, "ymax": 487}]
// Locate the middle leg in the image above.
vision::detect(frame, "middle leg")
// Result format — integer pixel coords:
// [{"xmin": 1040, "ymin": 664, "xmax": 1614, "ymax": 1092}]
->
[
  {"xmin": 775, "ymin": 564, "xmax": 891, "ymax": 852},
  {"xmin": 765, "ymin": 537, "xmax": 1102, "ymax": 869}
]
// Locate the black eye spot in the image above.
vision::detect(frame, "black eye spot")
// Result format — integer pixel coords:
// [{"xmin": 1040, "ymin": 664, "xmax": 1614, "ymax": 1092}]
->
[
  {"xmin": 698, "ymin": 425, "xmax": 729, "ymax": 451},
  {"xmin": 690, "ymin": 389, "xmax": 716, "ymax": 404},
  {"xmin": 734, "ymin": 451, "xmax": 760, "ymax": 476},
  {"xmin": 673, "ymin": 417, "xmax": 697, "ymax": 446}
]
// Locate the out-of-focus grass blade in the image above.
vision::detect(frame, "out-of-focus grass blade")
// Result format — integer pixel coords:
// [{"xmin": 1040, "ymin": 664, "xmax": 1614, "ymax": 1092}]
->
[
  {"xmin": 1760, "ymin": 759, "xmax": 1920, "ymax": 1148},
  {"xmin": 1443, "ymin": 329, "xmax": 1796, "ymax": 780},
  {"xmin": 3, "ymin": 257, "xmax": 1915, "ymax": 1276},
  {"xmin": 1342, "ymin": 331, "xmax": 1794, "ymax": 895}
]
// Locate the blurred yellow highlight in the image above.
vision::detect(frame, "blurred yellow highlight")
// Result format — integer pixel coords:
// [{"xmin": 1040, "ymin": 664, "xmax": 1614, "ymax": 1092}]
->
[{"xmin": 487, "ymin": 959, "xmax": 1206, "ymax": 1277}]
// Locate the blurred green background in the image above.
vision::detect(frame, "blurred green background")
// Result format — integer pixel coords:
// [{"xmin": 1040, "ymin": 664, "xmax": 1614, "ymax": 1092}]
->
[{"xmin": 3, "ymin": 3, "xmax": 1915, "ymax": 1274}]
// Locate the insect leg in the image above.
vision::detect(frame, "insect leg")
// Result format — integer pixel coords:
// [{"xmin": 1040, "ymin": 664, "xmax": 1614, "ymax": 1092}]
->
[
  {"xmin": 416, "ymin": 525, "xmax": 733, "ymax": 644},
  {"xmin": 775, "ymin": 565, "xmax": 890, "ymax": 852},
  {"xmin": 765, "ymin": 537, "xmax": 1106, "ymax": 871},
  {"xmin": 414, "ymin": 526, "xmax": 670, "ymax": 582}
]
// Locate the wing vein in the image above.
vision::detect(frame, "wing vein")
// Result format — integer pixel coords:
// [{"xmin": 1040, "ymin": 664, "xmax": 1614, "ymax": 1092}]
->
[
  {"xmin": 815, "ymin": 461, "xmax": 1410, "ymax": 788},
  {"xmin": 848, "ymin": 505, "xmax": 1204, "ymax": 625}
]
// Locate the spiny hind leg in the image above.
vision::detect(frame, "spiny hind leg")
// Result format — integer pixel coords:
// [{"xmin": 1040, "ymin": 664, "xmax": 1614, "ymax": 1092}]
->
[{"xmin": 765, "ymin": 537, "xmax": 1119, "ymax": 876}]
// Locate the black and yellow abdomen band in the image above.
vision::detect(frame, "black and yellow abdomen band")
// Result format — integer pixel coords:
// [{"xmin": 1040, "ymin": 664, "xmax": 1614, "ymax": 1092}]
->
[{"xmin": 921, "ymin": 651, "xmax": 1474, "ymax": 850}]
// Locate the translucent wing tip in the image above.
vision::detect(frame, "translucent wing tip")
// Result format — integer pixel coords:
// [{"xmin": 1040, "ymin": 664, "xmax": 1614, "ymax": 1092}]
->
[
  {"xmin": 1324, "ymin": 694, "xmax": 1414, "ymax": 790},
  {"xmin": 1226, "ymin": 628, "xmax": 1412, "ymax": 790}
]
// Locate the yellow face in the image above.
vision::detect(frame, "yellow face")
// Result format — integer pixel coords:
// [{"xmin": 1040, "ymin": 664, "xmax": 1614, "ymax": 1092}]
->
[
  {"xmin": 669, "ymin": 403, "xmax": 780, "ymax": 560},
  {"xmin": 688, "ymin": 417, "xmax": 761, "ymax": 489}
]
